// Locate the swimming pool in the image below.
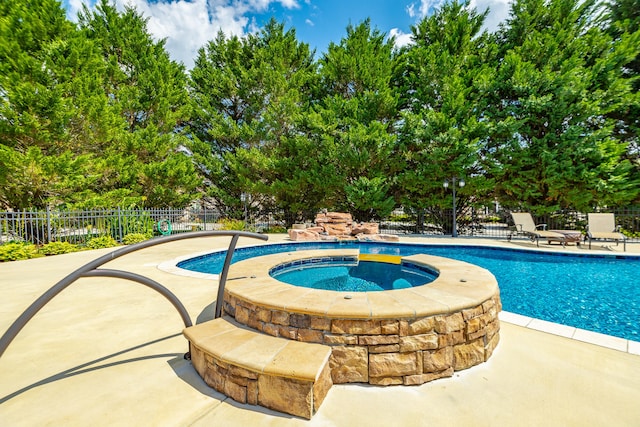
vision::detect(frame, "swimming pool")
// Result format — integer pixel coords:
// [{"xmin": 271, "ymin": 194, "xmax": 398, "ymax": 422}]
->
[{"xmin": 178, "ymin": 241, "xmax": 640, "ymax": 342}]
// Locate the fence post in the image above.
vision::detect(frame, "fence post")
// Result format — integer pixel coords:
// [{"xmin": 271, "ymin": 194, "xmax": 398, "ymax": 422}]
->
[
  {"xmin": 46, "ymin": 206, "xmax": 52, "ymax": 243},
  {"xmin": 203, "ymin": 206, "xmax": 207, "ymax": 231},
  {"xmin": 117, "ymin": 207, "xmax": 123, "ymax": 242}
]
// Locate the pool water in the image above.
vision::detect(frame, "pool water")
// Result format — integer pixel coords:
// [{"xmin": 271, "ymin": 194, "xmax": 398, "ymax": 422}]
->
[
  {"xmin": 178, "ymin": 241, "xmax": 640, "ymax": 342},
  {"xmin": 271, "ymin": 260, "xmax": 438, "ymax": 292}
]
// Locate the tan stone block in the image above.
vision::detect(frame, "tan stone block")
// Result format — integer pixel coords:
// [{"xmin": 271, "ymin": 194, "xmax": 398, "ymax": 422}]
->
[
  {"xmin": 258, "ymin": 375, "xmax": 314, "ymax": 419},
  {"xmin": 228, "ymin": 364, "xmax": 258, "ymax": 380},
  {"xmin": 358, "ymin": 335, "xmax": 399, "ymax": 346},
  {"xmin": 262, "ymin": 323, "xmax": 279, "ymax": 337},
  {"xmin": 369, "ymin": 352, "xmax": 420, "ymax": 377},
  {"xmin": 453, "ymin": 339, "xmax": 485, "ymax": 370},
  {"xmin": 485, "ymin": 319, "xmax": 500, "ymax": 340},
  {"xmin": 247, "ymin": 313, "xmax": 261, "ymax": 330},
  {"xmin": 434, "ymin": 313, "xmax": 464, "ymax": 334},
  {"xmin": 324, "ymin": 223, "xmax": 352, "ymax": 235},
  {"xmin": 247, "ymin": 380, "xmax": 258, "ymax": 406},
  {"xmin": 369, "ymin": 376, "xmax": 403, "ymax": 386},
  {"xmin": 329, "ymin": 346, "xmax": 368, "ymax": 383},
  {"xmin": 399, "ymin": 333, "xmax": 438, "ymax": 352},
  {"xmin": 467, "ymin": 327, "xmax": 488, "ymax": 341},
  {"xmin": 256, "ymin": 307, "xmax": 272, "ymax": 323},
  {"xmin": 485, "ymin": 331, "xmax": 500, "ymax": 361},
  {"xmin": 326, "ymin": 212, "xmax": 353, "ymax": 221},
  {"xmin": 331, "ymin": 319, "xmax": 381, "ymax": 335},
  {"xmin": 381, "ymin": 320, "xmax": 399, "ymax": 334},
  {"xmin": 312, "ymin": 363, "xmax": 333, "ymax": 412},
  {"xmin": 369, "ymin": 344, "xmax": 400, "ymax": 354},
  {"xmin": 438, "ymin": 330, "xmax": 465, "ymax": 347},
  {"xmin": 352, "ymin": 222, "xmax": 379, "ymax": 235},
  {"xmin": 408, "ymin": 317, "xmax": 435, "ymax": 335},
  {"xmin": 278, "ymin": 326, "xmax": 297, "ymax": 340},
  {"xmin": 466, "ymin": 317, "xmax": 484, "ymax": 334},
  {"xmin": 235, "ymin": 305, "xmax": 250, "ymax": 325},
  {"xmin": 482, "ymin": 298, "xmax": 495, "ymax": 313},
  {"xmin": 399, "ymin": 320, "xmax": 409, "ymax": 336},
  {"xmin": 462, "ymin": 305, "xmax": 484, "ymax": 321},
  {"xmin": 288, "ymin": 229, "xmax": 320, "ymax": 241},
  {"xmin": 423, "ymin": 347, "xmax": 453, "ymax": 372},
  {"xmin": 324, "ymin": 334, "xmax": 358, "ymax": 345},
  {"xmin": 404, "ymin": 367, "xmax": 454, "ymax": 385},
  {"xmin": 228, "ymin": 374, "xmax": 249, "ymax": 387},
  {"xmin": 224, "ymin": 378, "xmax": 247, "ymax": 404},
  {"xmin": 271, "ymin": 310, "xmax": 290, "ymax": 326},
  {"xmin": 298, "ymin": 328, "xmax": 325, "ymax": 343},
  {"xmin": 204, "ymin": 365, "xmax": 225, "ymax": 393},
  {"xmin": 495, "ymin": 295, "xmax": 502, "ymax": 312},
  {"xmin": 290, "ymin": 313, "xmax": 311, "ymax": 328},
  {"xmin": 190, "ymin": 346, "xmax": 207, "ymax": 378},
  {"xmin": 310, "ymin": 317, "xmax": 332, "ymax": 331}
]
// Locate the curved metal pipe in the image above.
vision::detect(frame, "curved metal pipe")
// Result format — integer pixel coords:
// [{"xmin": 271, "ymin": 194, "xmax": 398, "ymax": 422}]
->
[
  {"xmin": 0, "ymin": 230, "xmax": 268, "ymax": 359},
  {"xmin": 82, "ymin": 269, "xmax": 193, "ymax": 328}
]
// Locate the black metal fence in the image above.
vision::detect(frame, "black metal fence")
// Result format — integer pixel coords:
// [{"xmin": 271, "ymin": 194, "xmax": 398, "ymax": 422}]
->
[{"xmin": 2, "ymin": 206, "xmax": 640, "ymax": 245}]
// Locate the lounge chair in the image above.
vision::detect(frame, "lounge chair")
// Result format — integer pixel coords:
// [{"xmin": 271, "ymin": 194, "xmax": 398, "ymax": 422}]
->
[
  {"xmin": 586, "ymin": 213, "xmax": 626, "ymax": 251},
  {"xmin": 508, "ymin": 212, "xmax": 567, "ymax": 247}
]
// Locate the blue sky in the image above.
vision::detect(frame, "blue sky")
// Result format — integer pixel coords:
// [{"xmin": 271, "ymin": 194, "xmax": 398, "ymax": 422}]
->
[{"xmin": 61, "ymin": 0, "xmax": 512, "ymax": 69}]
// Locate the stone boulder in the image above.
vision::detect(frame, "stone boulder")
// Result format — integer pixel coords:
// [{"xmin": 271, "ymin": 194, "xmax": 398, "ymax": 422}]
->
[
  {"xmin": 352, "ymin": 222, "xmax": 379, "ymax": 235},
  {"xmin": 356, "ymin": 233, "xmax": 400, "ymax": 242},
  {"xmin": 288, "ymin": 229, "xmax": 320, "ymax": 241}
]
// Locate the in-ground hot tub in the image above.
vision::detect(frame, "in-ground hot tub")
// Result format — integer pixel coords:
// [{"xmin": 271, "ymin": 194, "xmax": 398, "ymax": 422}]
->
[{"xmin": 222, "ymin": 249, "xmax": 501, "ymax": 386}]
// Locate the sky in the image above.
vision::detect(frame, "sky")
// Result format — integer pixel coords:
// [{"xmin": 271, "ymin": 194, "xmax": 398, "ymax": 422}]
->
[{"xmin": 61, "ymin": 0, "xmax": 513, "ymax": 69}]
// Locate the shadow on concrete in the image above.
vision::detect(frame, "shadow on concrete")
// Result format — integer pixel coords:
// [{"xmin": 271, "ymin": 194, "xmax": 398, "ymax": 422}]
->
[{"xmin": 0, "ymin": 334, "xmax": 184, "ymax": 404}]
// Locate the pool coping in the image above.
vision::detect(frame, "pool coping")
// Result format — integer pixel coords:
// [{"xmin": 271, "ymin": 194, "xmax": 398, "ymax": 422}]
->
[{"xmin": 158, "ymin": 244, "xmax": 640, "ymax": 355}]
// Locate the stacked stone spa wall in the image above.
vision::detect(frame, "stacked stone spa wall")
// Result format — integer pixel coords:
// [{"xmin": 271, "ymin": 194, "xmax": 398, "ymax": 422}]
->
[{"xmin": 222, "ymin": 293, "xmax": 501, "ymax": 386}]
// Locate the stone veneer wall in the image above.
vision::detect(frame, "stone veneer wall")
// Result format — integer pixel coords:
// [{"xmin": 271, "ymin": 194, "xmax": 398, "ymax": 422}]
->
[{"xmin": 222, "ymin": 293, "xmax": 501, "ymax": 386}]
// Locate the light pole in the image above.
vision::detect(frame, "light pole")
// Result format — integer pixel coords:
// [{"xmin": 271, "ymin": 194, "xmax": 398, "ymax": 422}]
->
[{"xmin": 443, "ymin": 177, "xmax": 465, "ymax": 237}]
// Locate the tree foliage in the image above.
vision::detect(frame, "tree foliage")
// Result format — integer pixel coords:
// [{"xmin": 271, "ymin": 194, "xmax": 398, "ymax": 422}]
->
[{"xmin": 1, "ymin": 0, "xmax": 638, "ymax": 220}]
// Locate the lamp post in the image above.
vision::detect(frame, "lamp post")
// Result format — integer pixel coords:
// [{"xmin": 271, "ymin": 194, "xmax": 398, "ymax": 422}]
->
[{"xmin": 443, "ymin": 177, "xmax": 465, "ymax": 237}]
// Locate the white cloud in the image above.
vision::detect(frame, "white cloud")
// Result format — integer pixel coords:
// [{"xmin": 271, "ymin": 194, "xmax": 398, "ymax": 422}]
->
[
  {"xmin": 305, "ymin": 18, "xmax": 314, "ymax": 27},
  {"xmin": 469, "ymin": 0, "xmax": 512, "ymax": 32},
  {"xmin": 66, "ymin": 0, "xmax": 301, "ymax": 69},
  {"xmin": 406, "ymin": 0, "xmax": 512, "ymax": 33},
  {"xmin": 389, "ymin": 28, "xmax": 413, "ymax": 50}
]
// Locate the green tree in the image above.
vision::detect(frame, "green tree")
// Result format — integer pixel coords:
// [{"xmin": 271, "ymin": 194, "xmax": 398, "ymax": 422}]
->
[
  {"xmin": 603, "ymin": 0, "xmax": 640, "ymax": 180},
  {"xmin": 77, "ymin": 0, "xmax": 200, "ymax": 208},
  {"xmin": 0, "ymin": 0, "xmax": 101, "ymax": 209},
  {"xmin": 189, "ymin": 19, "xmax": 318, "ymax": 219},
  {"xmin": 395, "ymin": 1, "xmax": 492, "ymax": 231},
  {"xmin": 312, "ymin": 19, "xmax": 399, "ymax": 221},
  {"xmin": 484, "ymin": 0, "xmax": 640, "ymax": 213}
]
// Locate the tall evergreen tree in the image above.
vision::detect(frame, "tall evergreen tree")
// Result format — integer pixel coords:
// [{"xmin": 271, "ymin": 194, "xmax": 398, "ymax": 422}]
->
[
  {"xmin": 395, "ymin": 1, "xmax": 491, "ymax": 231},
  {"xmin": 484, "ymin": 0, "xmax": 639, "ymax": 212},
  {"xmin": 77, "ymin": 0, "xmax": 200, "ymax": 208},
  {"xmin": 189, "ymin": 19, "xmax": 318, "ymax": 219},
  {"xmin": 313, "ymin": 19, "xmax": 399, "ymax": 221}
]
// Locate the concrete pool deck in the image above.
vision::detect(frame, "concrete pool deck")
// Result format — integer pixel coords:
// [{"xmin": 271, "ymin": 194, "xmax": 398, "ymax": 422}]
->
[{"xmin": 1, "ymin": 235, "xmax": 639, "ymax": 426}]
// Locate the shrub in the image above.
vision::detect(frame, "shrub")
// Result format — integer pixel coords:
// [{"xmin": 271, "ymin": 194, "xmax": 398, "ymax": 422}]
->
[
  {"xmin": 86, "ymin": 235, "xmax": 118, "ymax": 249},
  {"xmin": 219, "ymin": 218, "xmax": 246, "ymax": 231},
  {"xmin": 40, "ymin": 241, "xmax": 79, "ymax": 256},
  {"xmin": 264, "ymin": 225, "xmax": 287, "ymax": 233},
  {"xmin": 0, "ymin": 242, "xmax": 39, "ymax": 262},
  {"xmin": 122, "ymin": 233, "xmax": 150, "ymax": 245}
]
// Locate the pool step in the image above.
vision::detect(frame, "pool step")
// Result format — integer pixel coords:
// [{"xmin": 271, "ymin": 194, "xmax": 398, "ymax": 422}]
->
[{"xmin": 183, "ymin": 317, "xmax": 333, "ymax": 419}]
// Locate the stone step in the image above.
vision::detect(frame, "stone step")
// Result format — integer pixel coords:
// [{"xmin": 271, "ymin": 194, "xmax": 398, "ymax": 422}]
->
[{"xmin": 183, "ymin": 317, "xmax": 333, "ymax": 419}]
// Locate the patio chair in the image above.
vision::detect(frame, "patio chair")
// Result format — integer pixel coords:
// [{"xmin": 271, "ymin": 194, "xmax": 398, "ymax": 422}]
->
[
  {"xmin": 508, "ymin": 212, "xmax": 567, "ymax": 247},
  {"xmin": 586, "ymin": 213, "xmax": 626, "ymax": 251}
]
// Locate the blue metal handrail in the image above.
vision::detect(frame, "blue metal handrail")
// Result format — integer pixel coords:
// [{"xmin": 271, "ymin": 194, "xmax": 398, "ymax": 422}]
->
[{"xmin": 0, "ymin": 230, "xmax": 268, "ymax": 359}]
